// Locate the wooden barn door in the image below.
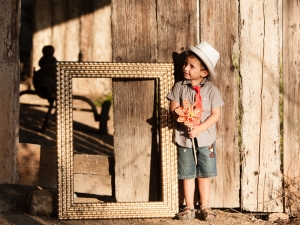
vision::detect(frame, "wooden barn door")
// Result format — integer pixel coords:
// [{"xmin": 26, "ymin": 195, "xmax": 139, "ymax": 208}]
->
[
  {"xmin": 111, "ymin": 0, "xmax": 241, "ymax": 207},
  {"xmin": 111, "ymin": 0, "xmax": 198, "ymax": 202},
  {"xmin": 4, "ymin": 0, "xmax": 300, "ymax": 213},
  {"xmin": 29, "ymin": 0, "xmax": 297, "ymax": 212},
  {"xmin": 111, "ymin": 0, "xmax": 159, "ymax": 202}
]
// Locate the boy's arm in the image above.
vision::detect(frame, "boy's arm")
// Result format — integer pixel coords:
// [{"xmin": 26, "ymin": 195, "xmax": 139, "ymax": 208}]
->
[
  {"xmin": 188, "ymin": 107, "xmax": 221, "ymax": 138},
  {"xmin": 170, "ymin": 100, "xmax": 180, "ymax": 120}
]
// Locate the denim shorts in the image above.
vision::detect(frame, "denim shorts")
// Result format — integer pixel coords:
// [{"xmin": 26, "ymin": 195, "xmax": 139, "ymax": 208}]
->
[{"xmin": 177, "ymin": 141, "xmax": 217, "ymax": 179}]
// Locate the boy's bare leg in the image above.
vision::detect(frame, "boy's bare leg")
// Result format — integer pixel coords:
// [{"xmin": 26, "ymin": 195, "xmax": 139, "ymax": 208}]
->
[
  {"xmin": 183, "ymin": 179, "xmax": 195, "ymax": 207},
  {"xmin": 198, "ymin": 177, "xmax": 210, "ymax": 207},
  {"xmin": 198, "ymin": 177, "xmax": 215, "ymax": 219}
]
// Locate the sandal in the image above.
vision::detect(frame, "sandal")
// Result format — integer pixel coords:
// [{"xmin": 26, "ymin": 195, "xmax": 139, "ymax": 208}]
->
[
  {"xmin": 175, "ymin": 207, "xmax": 195, "ymax": 220},
  {"xmin": 199, "ymin": 207, "xmax": 217, "ymax": 221}
]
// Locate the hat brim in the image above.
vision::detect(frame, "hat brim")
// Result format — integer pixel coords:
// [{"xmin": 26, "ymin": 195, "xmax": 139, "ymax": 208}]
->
[{"xmin": 185, "ymin": 45, "xmax": 216, "ymax": 81}]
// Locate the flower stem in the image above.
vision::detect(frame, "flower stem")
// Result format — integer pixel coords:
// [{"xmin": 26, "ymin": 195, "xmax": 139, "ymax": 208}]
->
[{"xmin": 191, "ymin": 138, "xmax": 197, "ymax": 165}]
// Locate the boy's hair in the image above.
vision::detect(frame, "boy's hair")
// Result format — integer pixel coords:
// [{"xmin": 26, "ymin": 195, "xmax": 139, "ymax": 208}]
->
[{"xmin": 186, "ymin": 51, "xmax": 208, "ymax": 71}]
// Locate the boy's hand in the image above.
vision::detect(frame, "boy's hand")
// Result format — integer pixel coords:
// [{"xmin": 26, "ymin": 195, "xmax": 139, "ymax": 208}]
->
[
  {"xmin": 187, "ymin": 107, "xmax": 221, "ymax": 139},
  {"xmin": 188, "ymin": 126, "xmax": 203, "ymax": 139}
]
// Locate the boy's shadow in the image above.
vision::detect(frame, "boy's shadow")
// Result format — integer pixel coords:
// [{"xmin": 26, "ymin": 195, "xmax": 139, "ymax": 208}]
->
[{"xmin": 172, "ymin": 51, "xmax": 186, "ymax": 82}]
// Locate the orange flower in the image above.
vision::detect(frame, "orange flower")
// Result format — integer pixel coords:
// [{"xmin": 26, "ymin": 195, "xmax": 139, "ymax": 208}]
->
[{"xmin": 174, "ymin": 99, "xmax": 203, "ymax": 128}]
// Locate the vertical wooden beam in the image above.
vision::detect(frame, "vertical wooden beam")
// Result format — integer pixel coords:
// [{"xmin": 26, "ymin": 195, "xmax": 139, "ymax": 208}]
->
[
  {"xmin": 64, "ymin": 0, "xmax": 80, "ymax": 61},
  {"xmin": 51, "ymin": 0, "xmax": 67, "ymax": 61},
  {"xmin": 79, "ymin": 1, "xmax": 94, "ymax": 61},
  {"xmin": 199, "ymin": 0, "xmax": 240, "ymax": 208},
  {"xmin": 157, "ymin": 0, "xmax": 198, "ymax": 205},
  {"xmin": 91, "ymin": 0, "xmax": 112, "ymax": 61},
  {"xmin": 283, "ymin": 0, "xmax": 300, "ymax": 215},
  {"xmin": 111, "ymin": 0, "xmax": 158, "ymax": 202},
  {"xmin": 240, "ymin": 0, "xmax": 282, "ymax": 212},
  {"xmin": 0, "ymin": 0, "xmax": 20, "ymax": 183},
  {"xmin": 64, "ymin": 0, "xmax": 81, "ymax": 95},
  {"xmin": 112, "ymin": 1, "xmax": 157, "ymax": 63},
  {"xmin": 32, "ymin": 0, "xmax": 52, "ymax": 71},
  {"xmin": 111, "ymin": 0, "xmax": 198, "ymax": 203},
  {"xmin": 156, "ymin": 0, "xmax": 198, "ymax": 62}
]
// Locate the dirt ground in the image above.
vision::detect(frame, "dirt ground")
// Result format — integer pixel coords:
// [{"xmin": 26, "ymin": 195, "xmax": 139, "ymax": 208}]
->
[
  {"xmin": 6, "ymin": 88, "xmax": 297, "ymax": 225},
  {"xmin": 1, "ymin": 209, "xmax": 295, "ymax": 225}
]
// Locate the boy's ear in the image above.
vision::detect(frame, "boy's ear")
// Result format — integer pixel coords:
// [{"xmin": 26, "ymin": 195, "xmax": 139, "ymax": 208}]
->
[{"xmin": 203, "ymin": 70, "xmax": 209, "ymax": 77}]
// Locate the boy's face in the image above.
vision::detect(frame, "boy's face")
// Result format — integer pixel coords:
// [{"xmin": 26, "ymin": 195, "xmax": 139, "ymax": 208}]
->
[{"xmin": 182, "ymin": 55, "xmax": 209, "ymax": 85}]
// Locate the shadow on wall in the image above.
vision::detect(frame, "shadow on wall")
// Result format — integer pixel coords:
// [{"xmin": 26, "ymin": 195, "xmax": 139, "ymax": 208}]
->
[
  {"xmin": 172, "ymin": 51, "xmax": 186, "ymax": 83},
  {"xmin": 19, "ymin": 0, "xmax": 112, "ymax": 84}
]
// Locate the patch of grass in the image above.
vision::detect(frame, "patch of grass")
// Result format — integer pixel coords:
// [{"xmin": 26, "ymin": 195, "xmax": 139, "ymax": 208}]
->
[
  {"xmin": 282, "ymin": 175, "xmax": 300, "ymax": 217},
  {"xmin": 93, "ymin": 92, "xmax": 113, "ymax": 107}
]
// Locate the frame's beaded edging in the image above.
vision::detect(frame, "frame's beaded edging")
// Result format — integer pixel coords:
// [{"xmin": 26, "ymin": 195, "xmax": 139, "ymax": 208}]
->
[{"xmin": 56, "ymin": 62, "xmax": 176, "ymax": 219}]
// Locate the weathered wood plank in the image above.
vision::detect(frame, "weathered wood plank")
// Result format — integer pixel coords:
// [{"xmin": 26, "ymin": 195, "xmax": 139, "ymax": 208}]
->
[
  {"xmin": 0, "ymin": 0, "xmax": 20, "ymax": 183},
  {"xmin": 156, "ymin": 0, "xmax": 198, "ymax": 205},
  {"xmin": 17, "ymin": 144, "xmax": 57, "ymax": 188},
  {"xmin": 51, "ymin": 0, "xmax": 67, "ymax": 61},
  {"xmin": 17, "ymin": 143, "xmax": 40, "ymax": 186},
  {"xmin": 92, "ymin": 1, "xmax": 112, "ymax": 61},
  {"xmin": 283, "ymin": 0, "xmax": 300, "ymax": 215},
  {"xmin": 157, "ymin": 0, "xmax": 198, "ymax": 62},
  {"xmin": 79, "ymin": 1, "xmax": 94, "ymax": 61},
  {"xmin": 74, "ymin": 154, "xmax": 110, "ymax": 176},
  {"xmin": 73, "ymin": 154, "xmax": 112, "ymax": 196},
  {"xmin": 113, "ymin": 79, "xmax": 156, "ymax": 202},
  {"xmin": 240, "ymin": 0, "xmax": 282, "ymax": 212},
  {"xmin": 38, "ymin": 146, "xmax": 57, "ymax": 188},
  {"xmin": 64, "ymin": 0, "xmax": 80, "ymax": 61},
  {"xmin": 64, "ymin": 0, "xmax": 82, "ymax": 97},
  {"xmin": 112, "ymin": 1, "xmax": 157, "ymax": 63},
  {"xmin": 32, "ymin": 0, "xmax": 52, "ymax": 70},
  {"xmin": 74, "ymin": 174, "xmax": 112, "ymax": 196},
  {"xmin": 111, "ymin": 0, "xmax": 158, "ymax": 202},
  {"xmin": 199, "ymin": 0, "xmax": 240, "ymax": 208}
]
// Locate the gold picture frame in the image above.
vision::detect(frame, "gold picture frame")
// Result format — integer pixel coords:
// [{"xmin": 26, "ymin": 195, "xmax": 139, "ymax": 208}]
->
[{"xmin": 56, "ymin": 62, "xmax": 178, "ymax": 219}]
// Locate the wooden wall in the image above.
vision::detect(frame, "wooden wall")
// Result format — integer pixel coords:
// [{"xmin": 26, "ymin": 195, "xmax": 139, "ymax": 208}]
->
[
  {"xmin": 111, "ymin": 0, "xmax": 198, "ymax": 202},
  {"xmin": 283, "ymin": 0, "xmax": 300, "ymax": 215},
  {"xmin": 240, "ymin": 0, "xmax": 282, "ymax": 212},
  {"xmin": 111, "ymin": 0, "xmax": 300, "ymax": 214},
  {"xmin": 0, "ymin": 0, "xmax": 20, "ymax": 183},
  {"xmin": 1, "ymin": 0, "xmax": 300, "ymax": 215}
]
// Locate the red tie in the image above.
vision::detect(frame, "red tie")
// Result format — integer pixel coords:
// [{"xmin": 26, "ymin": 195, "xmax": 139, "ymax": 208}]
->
[
  {"xmin": 193, "ymin": 86, "xmax": 202, "ymax": 110},
  {"xmin": 193, "ymin": 86, "xmax": 202, "ymax": 126}
]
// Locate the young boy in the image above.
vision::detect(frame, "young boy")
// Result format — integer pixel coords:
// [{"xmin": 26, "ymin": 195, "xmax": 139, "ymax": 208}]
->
[{"xmin": 167, "ymin": 41, "xmax": 224, "ymax": 221}]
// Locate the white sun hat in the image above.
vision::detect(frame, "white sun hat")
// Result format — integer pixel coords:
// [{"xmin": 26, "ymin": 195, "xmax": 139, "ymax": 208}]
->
[{"xmin": 185, "ymin": 41, "xmax": 220, "ymax": 81}]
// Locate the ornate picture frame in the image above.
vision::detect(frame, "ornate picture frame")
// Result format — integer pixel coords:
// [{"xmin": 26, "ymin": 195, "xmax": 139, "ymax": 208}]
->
[{"xmin": 56, "ymin": 62, "xmax": 178, "ymax": 219}]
